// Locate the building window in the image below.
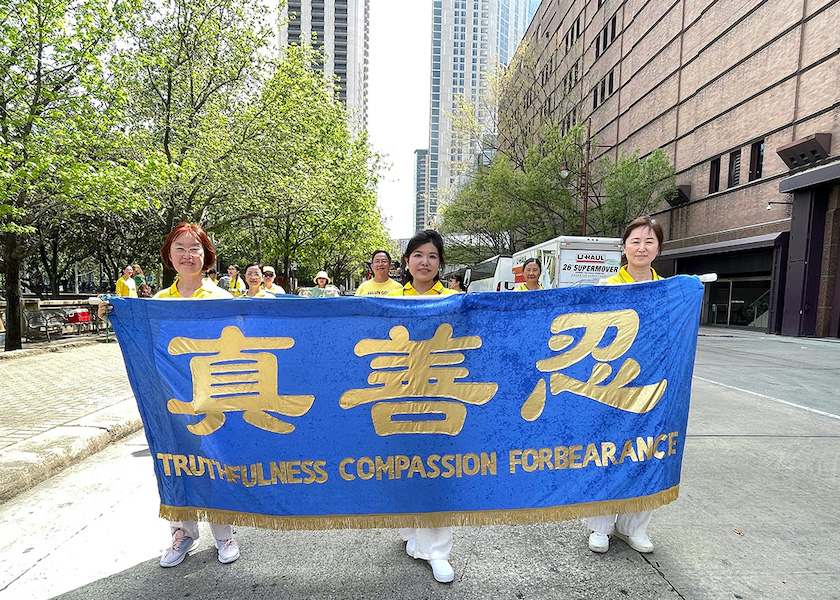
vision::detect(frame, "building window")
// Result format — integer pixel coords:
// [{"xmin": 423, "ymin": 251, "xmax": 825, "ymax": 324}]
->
[
  {"xmin": 709, "ymin": 157, "xmax": 721, "ymax": 193},
  {"xmin": 728, "ymin": 150, "xmax": 741, "ymax": 188},
  {"xmin": 749, "ymin": 140, "xmax": 764, "ymax": 181}
]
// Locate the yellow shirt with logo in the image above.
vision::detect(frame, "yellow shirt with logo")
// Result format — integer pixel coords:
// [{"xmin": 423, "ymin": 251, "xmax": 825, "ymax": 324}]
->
[
  {"xmin": 115, "ymin": 277, "xmax": 137, "ymax": 298},
  {"xmin": 386, "ymin": 281, "xmax": 458, "ymax": 296},
  {"xmin": 262, "ymin": 283, "xmax": 286, "ymax": 295},
  {"xmin": 227, "ymin": 277, "xmax": 246, "ymax": 297},
  {"xmin": 153, "ymin": 281, "xmax": 234, "ymax": 299},
  {"xmin": 356, "ymin": 278, "xmax": 403, "ymax": 296},
  {"xmin": 605, "ymin": 266, "xmax": 660, "ymax": 286},
  {"xmin": 513, "ymin": 283, "xmax": 543, "ymax": 291}
]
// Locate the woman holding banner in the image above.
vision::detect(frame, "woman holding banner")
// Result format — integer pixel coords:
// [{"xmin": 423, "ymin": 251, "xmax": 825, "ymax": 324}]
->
[
  {"xmin": 587, "ymin": 216, "xmax": 663, "ymax": 555},
  {"xmin": 387, "ymin": 229, "xmax": 457, "ymax": 583},
  {"xmin": 99, "ymin": 223, "xmax": 240, "ymax": 568}
]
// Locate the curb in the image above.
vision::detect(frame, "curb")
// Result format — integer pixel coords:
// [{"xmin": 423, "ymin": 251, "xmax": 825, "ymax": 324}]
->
[
  {"xmin": 0, "ymin": 338, "xmax": 112, "ymax": 362},
  {"xmin": 0, "ymin": 398, "xmax": 143, "ymax": 504}
]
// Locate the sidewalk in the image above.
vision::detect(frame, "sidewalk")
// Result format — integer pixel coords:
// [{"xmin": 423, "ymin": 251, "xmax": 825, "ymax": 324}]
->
[{"xmin": 0, "ymin": 338, "xmax": 142, "ymax": 502}]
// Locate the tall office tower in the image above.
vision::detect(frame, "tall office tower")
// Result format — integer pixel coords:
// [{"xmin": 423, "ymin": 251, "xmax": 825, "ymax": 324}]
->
[
  {"xmin": 414, "ymin": 149, "xmax": 429, "ymax": 233},
  {"xmin": 280, "ymin": 0, "xmax": 370, "ymax": 129},
  {"xmin": 424, "ymin": 0, "xmax": 538, "ymax": 228}
]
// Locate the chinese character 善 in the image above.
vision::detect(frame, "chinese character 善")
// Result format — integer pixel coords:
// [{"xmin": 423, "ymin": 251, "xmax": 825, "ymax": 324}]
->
[{"xmin": 341, "ymin": 323, "xmax": 497, "ymax": 435}]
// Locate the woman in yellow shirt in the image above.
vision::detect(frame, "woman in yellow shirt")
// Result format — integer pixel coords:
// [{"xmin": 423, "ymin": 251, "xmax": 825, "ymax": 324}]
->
[
  {"xmin": 513, "ymin": 258, "xmax": 544, "ymax": 291},
  {"xmin": 100, "ymin": 223, "xmax": 238, "ymax": 567},
  {"xmin": 386, "ymin": 230, "xmax": 456, "ymax": 584},
  {"xmin": 115, "ymin": 266, "xmax": 138, "ymax": 297},
  {"xmin": 587, "ymin": 216, "xmax": 663, "ymax": 555},
  {"xmin": 242, "ymin": 262, "xmax": 276, "ymax": 298}
]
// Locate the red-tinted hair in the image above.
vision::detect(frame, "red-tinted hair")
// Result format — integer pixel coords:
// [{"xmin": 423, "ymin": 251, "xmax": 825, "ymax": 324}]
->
[{"xmin": 160, "ymin": 222, "xmax": 216, "ymax": 271}]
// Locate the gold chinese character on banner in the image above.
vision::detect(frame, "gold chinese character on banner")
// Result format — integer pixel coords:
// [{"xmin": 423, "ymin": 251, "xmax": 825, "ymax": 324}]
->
[
  {"xmin": 340, "ymin": 323, "xmax": 497, "ymax": 435},
  {"xmin": 166, "ymin": 326, "xmax": 315, "ymax": 435},
  {"xmin": 521, "ymin": 310, "xmax": 667, "ymax": 421}
]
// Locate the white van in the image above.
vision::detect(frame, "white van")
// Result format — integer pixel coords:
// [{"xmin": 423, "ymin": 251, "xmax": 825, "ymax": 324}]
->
[{"xmin": 465, "ymin": 255, "xmax": 515, "ymax": 292}]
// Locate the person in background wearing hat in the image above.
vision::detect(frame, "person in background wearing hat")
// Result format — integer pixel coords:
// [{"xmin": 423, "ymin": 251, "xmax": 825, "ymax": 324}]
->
[
  {"xmin": 355, "ymin": 250, "xmax": 402, "ymax": 296},
  {"xmin": 314, "ymin": 270, "xmax": 330, "ymax": 289},
  {"xmin": 115, "ymin": 265, "xmax": 138, "ymax": 297},
  {"xmin": 261, "ymin": 266, "xmax": 286, "ymax": 295}
]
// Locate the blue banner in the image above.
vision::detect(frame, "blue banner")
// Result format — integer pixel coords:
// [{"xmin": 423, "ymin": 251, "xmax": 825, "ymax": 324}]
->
[{"xmin": 109, "ymin": 275, "xmax": 703, "ymax": 530}]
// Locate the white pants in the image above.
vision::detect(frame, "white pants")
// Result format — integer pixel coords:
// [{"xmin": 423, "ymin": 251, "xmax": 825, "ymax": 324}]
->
[
  {"xmin": 170, "ymin": 520, "xmax": 233, "ymax": 542},
  {"xmin": 400, "ymin": 527, "xmax": 452, "ymax": 560},
  {"xmin": 587, "ymin": 511, "xmax": 652, "ymax": 537}
]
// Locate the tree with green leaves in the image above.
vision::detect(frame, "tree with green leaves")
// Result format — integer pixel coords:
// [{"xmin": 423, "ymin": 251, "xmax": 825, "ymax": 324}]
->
[{"xmin": 0, "ymin": 0, "xmax": 150, "ymax": 350}]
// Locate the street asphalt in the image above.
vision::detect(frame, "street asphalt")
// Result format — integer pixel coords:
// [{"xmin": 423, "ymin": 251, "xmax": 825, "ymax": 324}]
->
[{"xmin": 0, "ymin": 327, "xmax": 838, "ymax": 599}]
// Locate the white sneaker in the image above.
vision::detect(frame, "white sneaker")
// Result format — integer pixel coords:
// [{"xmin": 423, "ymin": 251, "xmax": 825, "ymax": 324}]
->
[
  {"xmin": 614, "ymin": 530, "xmax": 654, "ymax": 553},
  {"xmin": 160, "ymin": 528, "xmax": 198, "ymax": 567},
  {"xmin": 216, "ymin": 538, "xmax": 240, "ymax": 563},
  {"xmin": 429, "ymin": 558, "xmax": 455, "ymax": 583},
  {"xmin": 405, "ymin": 538, "xmax": 416, "ymax": 557},
  {"xmin": 588, "ymin": 531, "xmax": 610, "ymax": 553}
]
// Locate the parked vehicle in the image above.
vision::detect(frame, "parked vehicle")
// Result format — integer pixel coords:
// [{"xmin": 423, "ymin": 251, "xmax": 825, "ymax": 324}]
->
[
  {"xmin": 511, "ymin": 236, "xmax": 622, "ymax": 289},
  {"xmin": 465, "ymin": 255, "xmax": 515, "ymax": 292}
]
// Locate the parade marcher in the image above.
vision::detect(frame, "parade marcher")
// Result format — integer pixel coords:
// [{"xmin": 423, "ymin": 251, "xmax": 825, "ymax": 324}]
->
[
  {"xmin": 115, "ymin": 266, "xmax": 137, "ymax": 298},
  {"xmin": 314, "ymin": 270, "xmax": 330, "ymax": 289},
  {"xmin": 132, "ymin": 264, "xmax": 146, "ymax": 290},
  {"xmin": 387, "ymin": 229, "xmax": 457, "ymax": 583},
  {"xmin": 355, "ymin": 250, "xmax": 402, "ymax": 296},
  {"xmin": 242, "ymin": 263, "xmax": 275, "ymax": 298},
  {"xmin": 220, "ymin": 265, "xmax": 246, "ymax": 297},
  {"xmin": 261, "ymin": 266, "xmax": 286, "ymax": 295},
  {"xmin": 206, "ymin": 267, "xmax": 219, "ymax": 285},
  {"xmin": 514, "ymin": 258, "xmax": 544, "ymax": 291},
  {"xmin": 587, "ymin": 215, "xmax": 663, "ymax": 555},
  {"xmin": 447, "ymin": 273, "xmax": 465, "ymax": 293},
  {"xmin": 98, "ymin": 223, "xmax": 240, "ymax": 567}
]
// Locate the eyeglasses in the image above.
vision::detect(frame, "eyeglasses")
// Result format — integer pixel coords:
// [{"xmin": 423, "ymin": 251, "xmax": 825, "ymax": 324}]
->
[
  {"xmin": 263, "ymin": 273, "xmax": 275, "ymax": 277},
  {"xmin": 172, "ymin": 246, "xmax": 204, "ymax": 255},
  {"xmin": 372, "ymin": 260, "xmax": 390, "ymax": 265}
]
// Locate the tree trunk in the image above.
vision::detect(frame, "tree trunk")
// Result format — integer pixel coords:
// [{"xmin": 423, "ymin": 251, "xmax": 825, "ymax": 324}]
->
[{"xmin": 4, "ymin": 233, "xmax": 24, "ymax": 351}]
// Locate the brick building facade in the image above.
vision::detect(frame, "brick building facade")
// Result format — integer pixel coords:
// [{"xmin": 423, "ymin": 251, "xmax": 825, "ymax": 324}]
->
[{"xmin": 502, "ymin": 0, "xmax": 840, "ymax": 336}]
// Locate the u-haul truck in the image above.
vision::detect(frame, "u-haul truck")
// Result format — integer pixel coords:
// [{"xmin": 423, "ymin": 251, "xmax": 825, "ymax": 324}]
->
[{"xmin": 511, "ymin": 236, "xmax": 622, "ymax": 288}]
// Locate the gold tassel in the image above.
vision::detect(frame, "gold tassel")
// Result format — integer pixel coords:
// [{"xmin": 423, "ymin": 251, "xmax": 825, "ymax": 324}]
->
[{"xmin": 159, "ymin": 485, "xmax": 679, "ymax": 531}]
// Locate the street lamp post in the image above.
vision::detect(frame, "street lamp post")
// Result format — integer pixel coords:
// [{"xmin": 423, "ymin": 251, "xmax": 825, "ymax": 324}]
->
[{"xmin": 559, "ymin": 120, "xmax": 599, "ymax": 236}]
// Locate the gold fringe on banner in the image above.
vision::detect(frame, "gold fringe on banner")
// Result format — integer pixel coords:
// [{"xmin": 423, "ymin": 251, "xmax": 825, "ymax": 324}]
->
[{"xmin": 160, "ymin": 485, "xmax": 679, "ymax": 531}]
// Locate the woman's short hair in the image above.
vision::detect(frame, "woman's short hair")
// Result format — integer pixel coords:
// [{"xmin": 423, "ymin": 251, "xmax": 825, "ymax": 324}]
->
[
  {"xmin": 621, "ymin": 216, "xmax": 664, "ymax": 247},
  {"xmin": 160, "ymin": 222, "xmax": 216, "ymax": 271},
  {"xmin": 244, "ymin": 262, "xmax": 263, "ymax": 274},
  {"xmin": 522, "ymin": 257, "xmax": 542, "ymax": 273},
  {"xmin": 402, "ymin": 229, "xmax": 445, "ymax": 284}
]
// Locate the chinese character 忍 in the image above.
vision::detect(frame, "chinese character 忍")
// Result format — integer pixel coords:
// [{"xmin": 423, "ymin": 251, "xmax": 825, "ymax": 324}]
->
[{"xmin": 521, "ymin": 309, "xmax": 667, "ymax": 421}]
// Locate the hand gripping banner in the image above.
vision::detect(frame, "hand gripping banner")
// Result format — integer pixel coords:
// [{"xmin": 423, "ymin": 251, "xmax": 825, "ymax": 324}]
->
[{"xmin": 108, "ymin": 275, "xmax": 703, "ymax": 530}]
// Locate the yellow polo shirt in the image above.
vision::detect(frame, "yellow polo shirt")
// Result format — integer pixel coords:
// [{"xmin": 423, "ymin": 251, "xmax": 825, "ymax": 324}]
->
[
  {"xmin": 355, "ymin": 278, "xmax": 403, "ymax": 296},
  {"xmin": 513, "ymin": 283, "xmax": 543, "ymax": 291},
  {"xmin": 115, "ymin": 277, "xmax": 137, "ymax": 298},
  {"xmin": 153, "ymin": 281, "xmax": 234, "ymax": 299},
  {"xmin": 387, "ymin": 281, "xmax": 458, "ymax": 296},
  {"xmin": 606, "ymin": 266, "xmax": 661, "ymax": 285}
]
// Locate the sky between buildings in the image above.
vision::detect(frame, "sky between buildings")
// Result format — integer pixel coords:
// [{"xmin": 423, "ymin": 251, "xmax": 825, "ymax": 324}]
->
[{"xmin": 367, "ymin": 0, "xmax": 433, "ymax": 240}]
